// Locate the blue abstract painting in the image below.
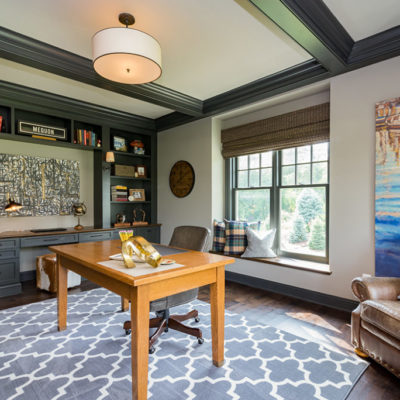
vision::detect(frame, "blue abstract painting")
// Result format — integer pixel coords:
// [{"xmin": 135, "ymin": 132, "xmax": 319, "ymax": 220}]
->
[{"xmin": 376, "ymin": 98, "xmax": 400, "ymax": 277}]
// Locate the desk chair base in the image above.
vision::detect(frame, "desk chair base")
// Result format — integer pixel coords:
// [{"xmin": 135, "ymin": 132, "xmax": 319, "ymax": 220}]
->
[{"xmin": 123, "ymin": 309, "xmax": 203, "ymax": 354}]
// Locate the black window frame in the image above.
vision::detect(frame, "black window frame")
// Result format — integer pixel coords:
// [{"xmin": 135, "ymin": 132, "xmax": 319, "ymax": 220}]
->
[{"xmin": 226, "ymin": 143, "xmax": 329, "ymax": 264}]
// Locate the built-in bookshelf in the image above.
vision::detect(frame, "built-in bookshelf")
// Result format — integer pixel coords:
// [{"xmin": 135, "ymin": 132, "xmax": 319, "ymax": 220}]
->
[{"xmin": 0, "ymin": 81, "xmax": 159, "ymax": 234}]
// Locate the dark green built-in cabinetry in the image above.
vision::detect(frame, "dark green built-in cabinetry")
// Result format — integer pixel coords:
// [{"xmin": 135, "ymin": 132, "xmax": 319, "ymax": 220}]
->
[
  {"xmin": 0, "ymin": 81, "xmax": 160, "ymax": 297},
  {"xmin": 0, "ymin": 81, "xmax": 158, "ymax": 229}
]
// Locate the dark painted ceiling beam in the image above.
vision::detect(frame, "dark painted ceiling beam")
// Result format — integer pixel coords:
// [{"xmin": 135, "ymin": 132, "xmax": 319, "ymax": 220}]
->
[
  {"xmin": 0, "ymin": 27, "xmax": 204, "ymax": 117},
  {"xmin": 246, "ymin": 0, "xmax": 348, "ymax": 74},
  {"xmin": 156, "ymin": 60, "xmax": 330, "ymax": 131}
]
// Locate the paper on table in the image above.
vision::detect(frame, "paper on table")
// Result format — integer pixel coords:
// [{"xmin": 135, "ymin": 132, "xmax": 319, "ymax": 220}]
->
[{"xmin": 98, "ymin": 259, "xmax": 184, "ymax": 277}]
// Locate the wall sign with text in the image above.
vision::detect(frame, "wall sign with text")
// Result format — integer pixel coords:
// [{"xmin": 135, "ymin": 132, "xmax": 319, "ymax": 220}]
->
[{"xmin": 18, "ymin": 121, "xmax": 67, "ymax": 141}]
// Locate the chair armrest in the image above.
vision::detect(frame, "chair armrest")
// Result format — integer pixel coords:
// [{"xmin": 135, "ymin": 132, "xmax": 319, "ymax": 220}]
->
[{"xmin": 351, "ymin": 276, "xmax": 400, "ymax": 301}]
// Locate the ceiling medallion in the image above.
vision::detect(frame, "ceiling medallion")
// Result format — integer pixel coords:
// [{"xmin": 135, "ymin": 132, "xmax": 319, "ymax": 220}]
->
[{"xmin": 92, "ymin": 13, "xmax": 162, "ymax": 84}]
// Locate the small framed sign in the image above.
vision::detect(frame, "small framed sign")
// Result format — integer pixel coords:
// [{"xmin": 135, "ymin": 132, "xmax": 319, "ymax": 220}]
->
[
  {"xmin": 18, "ymin": 121, "xmax": 67, "ymax": 141},
  {"xmin": 129, "ymin": 188, "xmax": 146, "ymax": 201}
]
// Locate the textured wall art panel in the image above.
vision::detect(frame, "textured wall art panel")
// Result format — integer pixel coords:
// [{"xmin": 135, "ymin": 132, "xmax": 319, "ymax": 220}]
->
[
  {"xmin": 375, "ymin": 98, "xmax": 400, "ymax": 277},
  {"xmin": 0, "ymin": 153, "xmax": 79, "ymax": 217}
]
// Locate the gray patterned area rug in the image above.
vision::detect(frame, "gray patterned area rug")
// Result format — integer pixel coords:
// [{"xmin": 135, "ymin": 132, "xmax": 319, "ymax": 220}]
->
[{"xmin": 0, "ymin": 288, "xmax": 367, "ymax": 400}]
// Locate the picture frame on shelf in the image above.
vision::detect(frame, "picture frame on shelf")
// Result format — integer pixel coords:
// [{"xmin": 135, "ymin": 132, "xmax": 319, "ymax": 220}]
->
[
  {"xmin": 113, "ymin": 136, "xmax": 128, "ymax": 152},
  {"xmin": 136, "ymin": 165, "xmax": 147, "ymax": 178},
  {"xmin": 129, "ymin": 188, "xmax": 145, "ymax": 201}
]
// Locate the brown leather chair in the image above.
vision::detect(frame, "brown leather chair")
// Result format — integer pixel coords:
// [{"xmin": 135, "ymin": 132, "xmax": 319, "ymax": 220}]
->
[
  {"xmin": 351, "ymin": 276, "xmax": 400, "ymax": 378},
  {"xmin": 123, "ymin": 225, "xmax": 211, "ymax": 353}
]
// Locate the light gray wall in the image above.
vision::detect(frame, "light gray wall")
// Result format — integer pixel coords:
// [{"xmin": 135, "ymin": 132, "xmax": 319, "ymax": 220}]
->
[
  {"xmin": 0, "ymin": 139, "xmax": 93, "ymax": 234},
  {"xmin": 157, "ymin": 118, "xmax": 213, "ymax": 244},
  {"xmin": 158, "ymin": 55, "xmax": 400, "ymax": 299}
]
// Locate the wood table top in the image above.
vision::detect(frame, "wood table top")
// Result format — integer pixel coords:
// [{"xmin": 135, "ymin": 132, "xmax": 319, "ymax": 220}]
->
[{"xmin": 50, "ymin": 240, "xmax": 234, "ymax": 287}]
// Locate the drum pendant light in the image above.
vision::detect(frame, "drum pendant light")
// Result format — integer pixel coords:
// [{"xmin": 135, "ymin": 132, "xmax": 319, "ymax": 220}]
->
[{"xmin": 92, "ymin": 13, "xmax": 162, "ymax": 84}]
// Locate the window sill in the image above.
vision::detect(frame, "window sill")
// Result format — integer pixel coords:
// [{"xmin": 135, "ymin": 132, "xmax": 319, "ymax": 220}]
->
[{"xmin": 210, "ymin": 251, "xmax": 331, "ymax": 275}]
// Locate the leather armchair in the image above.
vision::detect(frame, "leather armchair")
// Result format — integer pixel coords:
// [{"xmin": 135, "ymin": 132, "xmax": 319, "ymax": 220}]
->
[{"xmin": 351, "ymin": 276, "xmax": 400, "ymax": 378}]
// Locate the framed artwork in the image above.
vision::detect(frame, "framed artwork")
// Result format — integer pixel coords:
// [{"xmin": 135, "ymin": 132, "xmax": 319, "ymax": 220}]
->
[
  {"xmin": 129, "ymin": 188, "xmax": 145, "ymax": 201},
  {"xmin": 136, "ymin": 165, "xmax": 147, "ymax": 178},
  {"xmin": 113, "ymin": 136, "xmax": 128, "ymax": 152},
  {"xmin": 375, "ymin": 97, "xmax": 400, "ymax": 277}
]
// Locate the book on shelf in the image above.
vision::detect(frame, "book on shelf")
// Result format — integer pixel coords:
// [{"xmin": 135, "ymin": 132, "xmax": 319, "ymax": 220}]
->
[
  {"xmin": 74, "ymin": 129, "xmax": 97, "ymax": 146},
  {"xmin": 111, "ymin": 185, "xmax": 128, "ymax": 201}
]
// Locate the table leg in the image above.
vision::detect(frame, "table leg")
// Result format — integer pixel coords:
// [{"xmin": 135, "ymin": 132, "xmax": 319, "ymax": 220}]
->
[
  {"xmin": 130, "ymin": 286, "xmax": 150, "ymax": 400},
  {"xmin": 57, "ymin": 255, "xmax": 68, "ymax": 331},
  {"xmin": 121, "ymin": 297, "xmax": 129, "ymax": 312},
  {"xmin": 210, "ymin": 265, "xmax": 225, "ymax": 367}
]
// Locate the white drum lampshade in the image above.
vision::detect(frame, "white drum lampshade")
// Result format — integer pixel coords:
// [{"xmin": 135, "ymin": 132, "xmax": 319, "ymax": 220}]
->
[{"xmin": 92, "ymin": 13, "xmax": 162, "ymax": 84}]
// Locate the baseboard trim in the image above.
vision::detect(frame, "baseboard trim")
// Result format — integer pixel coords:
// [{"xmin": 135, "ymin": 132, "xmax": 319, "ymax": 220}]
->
[
  {"xmin": 0, "ymin": 282, "xmax": 22, "ymax": 297},
  {"xmin": 225, "ymin": 271, "xmax": 357, "ymax": 313},
  {"xmin": 20, "ymin": 270, "xmax": 35, "ymax": 282}
]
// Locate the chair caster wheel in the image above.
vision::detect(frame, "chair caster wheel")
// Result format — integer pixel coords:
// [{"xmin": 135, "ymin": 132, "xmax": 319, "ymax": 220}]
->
[
  {"xmin": 195, "ymin": 317, "xmax": 200, "ymax": 323},
  {"xmin": 198, "ymin": 338, "xmax": 204, "ymax": 344},
  {"xmin": 149, "ymin": 346, "xmax": 156, "ymax": 354},
  {"xmin": 125, "ymin": 329, "xmax": 131, "ymax": 335}
]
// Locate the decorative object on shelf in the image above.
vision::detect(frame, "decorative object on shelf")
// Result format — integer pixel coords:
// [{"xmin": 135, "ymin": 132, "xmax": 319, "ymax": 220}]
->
[
  {"xmin": 18, "ymin": 121, "xmax": 67, "ymax": 141},
  {"xmin": 132, "ymin": 208, "xmax": 148, "ymax": 226},
  {"xmin": 92, "ymin": 13, "xmax": 162, "ymax": 85},
  {"xmin": 120, "ymin": 235, "xmax": 162, "ymax": 268},
  {"xmin": 0, "ymin": 154, "xmax": 79, "ymax": 217},
  {"xmin": 129, "ymin": 189, "xmax": 145, "ymax": 202},
  {"xmin": 375, "ymin": 97, "xmax": 400, "ymax": 278},
  {"xmin": 72, "ymin": 202, "xmax": 87, "ymax": 230},
  {"xmin": 169, "ymin": 160, "xmax": 195, "ymax": 198},
  {"xmin": 135, "ymin": 165, "xmax": 147, "ymax": 178},
  {"xmin": 4, "ymin": 195, "xmax": 23, "ymax": 213},
  {"xmin": 114, "ymin": 213, "xmax": 130, "ymax": 228},
  {"xmin": 113, "ymin": 136, "xmax": 128, "ymax": 152},
  {"xmin": 130, "ymin": 139, "xmax": 145, "ymax": 155},
  {"xmin": 113, "ymin": 164, "xmax": 135, "ymax": 177}
]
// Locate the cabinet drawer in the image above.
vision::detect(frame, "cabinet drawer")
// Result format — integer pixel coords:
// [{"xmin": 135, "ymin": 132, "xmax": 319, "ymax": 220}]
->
[
  {"xmin": 20, "ymin": 234, "xmax": 78, "ymax": 248},
  {"xmin": 79, "ymin": 231, "xmax": 112, "ymax": 243},
  {"xmin": 0, "ymin": 259, "xmax": 19, "ymax": 285},
  {"xmin": 0, "ymin": 239, "xmax": 19, "ymax": 250},
  {"xmin": 0, "ymin": 249, "xmax": 18, "ymax": 259}
]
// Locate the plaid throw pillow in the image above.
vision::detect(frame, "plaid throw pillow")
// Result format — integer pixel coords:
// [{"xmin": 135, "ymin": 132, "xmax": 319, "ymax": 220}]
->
[
  {"xmin": 212, "ymin": 220, "xmax": 226, "ymax": 252},
  {"xmin": 224, "ymin": 220, "xmax": 249, "ymax": 256}
]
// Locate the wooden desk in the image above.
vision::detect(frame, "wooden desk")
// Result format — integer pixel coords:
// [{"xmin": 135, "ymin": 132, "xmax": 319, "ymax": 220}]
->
[{"xmin": 49, "ymin": 240, "xmax": 234, "ymax": 400}]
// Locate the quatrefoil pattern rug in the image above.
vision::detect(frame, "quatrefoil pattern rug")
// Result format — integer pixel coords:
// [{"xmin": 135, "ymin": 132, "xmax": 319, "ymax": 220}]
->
[{"xmin": 0, "ymin": 288, "xmax": 367, "ymax": 400}]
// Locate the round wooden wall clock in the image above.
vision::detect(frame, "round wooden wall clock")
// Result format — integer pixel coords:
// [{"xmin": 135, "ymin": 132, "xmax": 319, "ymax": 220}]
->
[{"xmin": 169, "ymin": 160, "xmax": 195, "ymax": 198}]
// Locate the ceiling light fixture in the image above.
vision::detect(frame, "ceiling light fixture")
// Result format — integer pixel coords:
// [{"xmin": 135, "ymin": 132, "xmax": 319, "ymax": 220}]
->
[{"xmin": 92, "ymin": 13, "xmax": 162, "ymax": 84}]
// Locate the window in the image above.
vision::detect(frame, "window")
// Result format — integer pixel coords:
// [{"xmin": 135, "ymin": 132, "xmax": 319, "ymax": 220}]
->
[{"xmin": 230, "ymin": 143, "xmax": 329, "ymax": 263}]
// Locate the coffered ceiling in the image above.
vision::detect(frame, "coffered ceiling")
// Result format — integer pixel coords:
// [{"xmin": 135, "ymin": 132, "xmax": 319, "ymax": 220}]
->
[{"xmin": 0, "ymin": 0, "xmax": 399, "ymax": 130}]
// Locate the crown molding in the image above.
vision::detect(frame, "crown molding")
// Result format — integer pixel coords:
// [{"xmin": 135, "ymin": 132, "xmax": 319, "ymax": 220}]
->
[
  {"xmin": 0, "ymin": 27, "xmax": 203, "ymax": 117},
  {"xmin": 348, "ymin": 25, "xmax": 400, "ymax": 66},
  {"xmin": 157, "ymin": 60, "xmax": 329, "ymax": 131},
  {"xmin": 0, "ymin": 80, "xmax": 156, "ymax": 133}
]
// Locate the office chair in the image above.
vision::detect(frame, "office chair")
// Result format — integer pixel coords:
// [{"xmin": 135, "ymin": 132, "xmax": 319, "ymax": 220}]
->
[{"xmin": 123, "ymin": 225, "xmax": 211, "ymax": 354}]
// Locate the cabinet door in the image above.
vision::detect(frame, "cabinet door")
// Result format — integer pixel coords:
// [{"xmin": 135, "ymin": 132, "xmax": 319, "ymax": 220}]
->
[
  {"xmin": 0, "ymin": 259, "xmax": 19, "ymax": 285},
  {"xmin": 133, "ymin": 227, "xmax": 160, "ymax": 243}
]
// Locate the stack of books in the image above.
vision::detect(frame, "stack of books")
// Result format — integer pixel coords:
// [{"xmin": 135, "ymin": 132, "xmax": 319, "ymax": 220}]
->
[
  {"xmin": 74, "ymin": 129, "xmax": 97, "ymax": 146},
  {"xmin": 111, "ymin": 185, "xmax": 128, "ymax": 202}
]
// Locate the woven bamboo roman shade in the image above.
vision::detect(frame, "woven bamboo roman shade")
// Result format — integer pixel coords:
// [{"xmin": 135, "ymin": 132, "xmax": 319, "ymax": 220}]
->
[{"xmin": 221, "ymin": 103, "xmax": 330, "ymax": 158}]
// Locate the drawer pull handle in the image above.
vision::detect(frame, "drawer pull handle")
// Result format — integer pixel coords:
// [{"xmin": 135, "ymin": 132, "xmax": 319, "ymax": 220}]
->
[{"xmin": 43, "ymin": 238, "xmax": 58, "ymax": 242}]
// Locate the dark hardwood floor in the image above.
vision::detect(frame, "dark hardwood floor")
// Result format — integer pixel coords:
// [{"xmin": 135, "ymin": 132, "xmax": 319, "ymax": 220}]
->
[{"xmin": 1, "ymin": 279, "xmax": 399, "ymax": 398}]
